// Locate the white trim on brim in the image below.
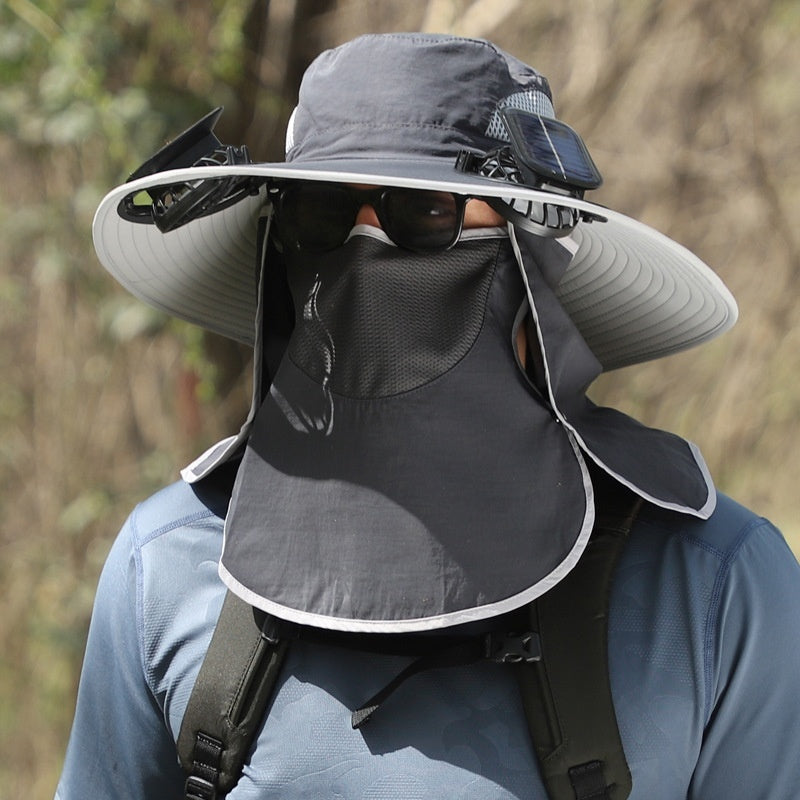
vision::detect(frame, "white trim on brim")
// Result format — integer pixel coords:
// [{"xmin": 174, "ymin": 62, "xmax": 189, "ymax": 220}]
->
[{"xmin": 92, "ymin": 160, "xmax": 738, "ymax": 371}]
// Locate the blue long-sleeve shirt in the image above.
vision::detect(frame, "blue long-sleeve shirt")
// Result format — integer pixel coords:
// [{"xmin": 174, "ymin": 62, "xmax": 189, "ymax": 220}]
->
[{"xmin": 56, "ymin": 478, "xmax": 800, "ymax": 799}]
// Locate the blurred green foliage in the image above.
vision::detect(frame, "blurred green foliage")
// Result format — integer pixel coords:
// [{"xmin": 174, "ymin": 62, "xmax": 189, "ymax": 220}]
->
[{"xmin": 0, "ymin": 2, "xmax": 258, "ymax": 796}]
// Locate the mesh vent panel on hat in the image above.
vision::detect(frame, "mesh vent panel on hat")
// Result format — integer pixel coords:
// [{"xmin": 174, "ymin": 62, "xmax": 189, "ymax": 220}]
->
[{"xmin": 486, "ymin": 90, "xmax": 556, "ymax": 140}]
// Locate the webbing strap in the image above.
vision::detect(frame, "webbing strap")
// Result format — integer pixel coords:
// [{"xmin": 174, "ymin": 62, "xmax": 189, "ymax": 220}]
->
[
  {"xmin": 351, "ymin": 627, "xmax": 543, "ymax": 729},
  {"xmin": 177, "ymin": 591, "xmax": 288, "ymax": 799},
  {"xmin": 515, "ymin": 492, "xmax": 642, "ymax": 800}
]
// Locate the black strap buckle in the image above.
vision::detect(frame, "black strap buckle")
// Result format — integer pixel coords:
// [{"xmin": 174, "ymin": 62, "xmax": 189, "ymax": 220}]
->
[
  {"xmin": 184, "ymin": 732, "xmax": 223, "ymax": 800},
  {"xmin": 486, "ymin": 631, "xmax": 542, "ymax": 664},
  {"xmin": 568, "ymin": 760, "xmax": 612, "ymax": 800},
  {"xmin": 185, "ymin": 774, "xmax": 217, "ymax": 800}
]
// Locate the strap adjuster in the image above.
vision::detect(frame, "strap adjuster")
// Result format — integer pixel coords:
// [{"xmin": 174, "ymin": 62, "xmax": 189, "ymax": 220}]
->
[{"xmin": 185, "ymin": 774, "xmax": 217, "ymax": 800}]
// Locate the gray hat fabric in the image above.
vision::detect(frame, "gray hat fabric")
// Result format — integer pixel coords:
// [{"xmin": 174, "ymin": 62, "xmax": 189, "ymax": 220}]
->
[{"xmin": 93, "ymin": 33, "xmax": 737, "ymax": 370}]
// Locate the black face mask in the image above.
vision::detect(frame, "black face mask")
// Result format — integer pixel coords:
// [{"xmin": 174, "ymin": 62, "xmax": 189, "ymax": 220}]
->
[
  {"xmin": 218, "ymin": 229, "xmax": 713, "ymax": 633},
  {"xmin": 284, "ymin": 229, "xmax": 499, "ymax": 401}
]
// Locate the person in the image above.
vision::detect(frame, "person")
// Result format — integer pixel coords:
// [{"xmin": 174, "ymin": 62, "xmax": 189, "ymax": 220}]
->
[{"xmin": 56, "ymin": 33, "xmax": 800, "ymax": 800}]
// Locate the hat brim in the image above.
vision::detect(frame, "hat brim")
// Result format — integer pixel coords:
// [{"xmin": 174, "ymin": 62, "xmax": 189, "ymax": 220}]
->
[{"xmin": 92, "ymin": 159, "xmax": 737, "ymax": 370}]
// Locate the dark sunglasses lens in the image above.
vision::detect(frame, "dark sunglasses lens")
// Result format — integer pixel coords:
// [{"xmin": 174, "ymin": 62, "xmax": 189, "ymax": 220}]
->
[
  {"xmin": 383, "ymin": 189, "xmax": 461, "ymax": 250},
  {"xmin": 277, "ymin": 184, "xmax": 354, "ymax": 251}
]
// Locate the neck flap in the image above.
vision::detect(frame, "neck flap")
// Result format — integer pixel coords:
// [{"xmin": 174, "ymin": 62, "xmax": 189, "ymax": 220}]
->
[{"xmin": 209, "ymin": 228, "xmax": 713, "ymax": 633}]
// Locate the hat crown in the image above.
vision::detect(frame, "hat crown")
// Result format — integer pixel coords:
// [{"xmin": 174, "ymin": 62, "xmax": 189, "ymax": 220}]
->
[
  {"xmin": 93, "ymin": 34, "xmax": 738, "ymax": 377},
  {"xmin": 286, "ymin": 33, "xmax": 554, "ymax": 165}
]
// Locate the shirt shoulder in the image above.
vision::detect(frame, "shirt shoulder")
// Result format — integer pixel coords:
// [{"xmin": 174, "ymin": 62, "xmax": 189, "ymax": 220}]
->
[
  {"xmin": 610, "ymin": 491, "xmax": 800, "ymax": 799},
  {"xmin": 637, "ymin": 491, "xmax": 774, "ymax": 555},
  {"xmin": 120, "ymin": 478, "xmax": 233, "ymax": 738},
  {"xmin": 127, "ymin": 475, "xmax": 229, "ymax": 546}
]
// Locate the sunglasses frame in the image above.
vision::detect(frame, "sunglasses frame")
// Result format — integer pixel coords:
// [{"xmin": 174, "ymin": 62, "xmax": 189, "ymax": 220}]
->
[{"xmin": 268, "ymin": 181, "xmax": 471, "ymax": 253}]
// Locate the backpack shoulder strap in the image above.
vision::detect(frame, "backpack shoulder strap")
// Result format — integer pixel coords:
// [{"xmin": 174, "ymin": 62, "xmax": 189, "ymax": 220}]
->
[
  {"xmin": 177, "ymin": 590, "xmax": 287, "ymax": 800},
  {"xmin": 515, "ymin": 488, "xmax": 643, "ymax": 800},
  {"xmin": 178, "ymin": 484, "xmax": 641, "ymax": 800}
]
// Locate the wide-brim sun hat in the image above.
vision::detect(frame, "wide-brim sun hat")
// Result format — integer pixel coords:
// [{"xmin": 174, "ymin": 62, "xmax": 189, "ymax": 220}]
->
[{"xmin": 92, "ymin": 33, "xmax": 737, "ymax": 371}]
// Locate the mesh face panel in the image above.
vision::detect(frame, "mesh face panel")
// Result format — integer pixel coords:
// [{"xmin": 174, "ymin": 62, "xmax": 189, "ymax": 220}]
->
[
  {"xmin": 286, "ymin": 237, "xmax": 499, "ymax": 398},
  {"xmin": 486, "ymin": 90, "xmax": 556, "ymax": 141}
]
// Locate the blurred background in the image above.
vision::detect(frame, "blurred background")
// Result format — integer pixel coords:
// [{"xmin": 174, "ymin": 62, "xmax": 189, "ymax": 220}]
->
[{"xmin": 0, "ymin": 0, "xmax": 798, "ymax": 796}]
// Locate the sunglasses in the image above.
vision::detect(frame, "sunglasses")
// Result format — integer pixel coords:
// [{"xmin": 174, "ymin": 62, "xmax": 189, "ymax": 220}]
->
[{"xmin": 269, "ymin": 182, "xmax": 469, "ymax": 253}]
